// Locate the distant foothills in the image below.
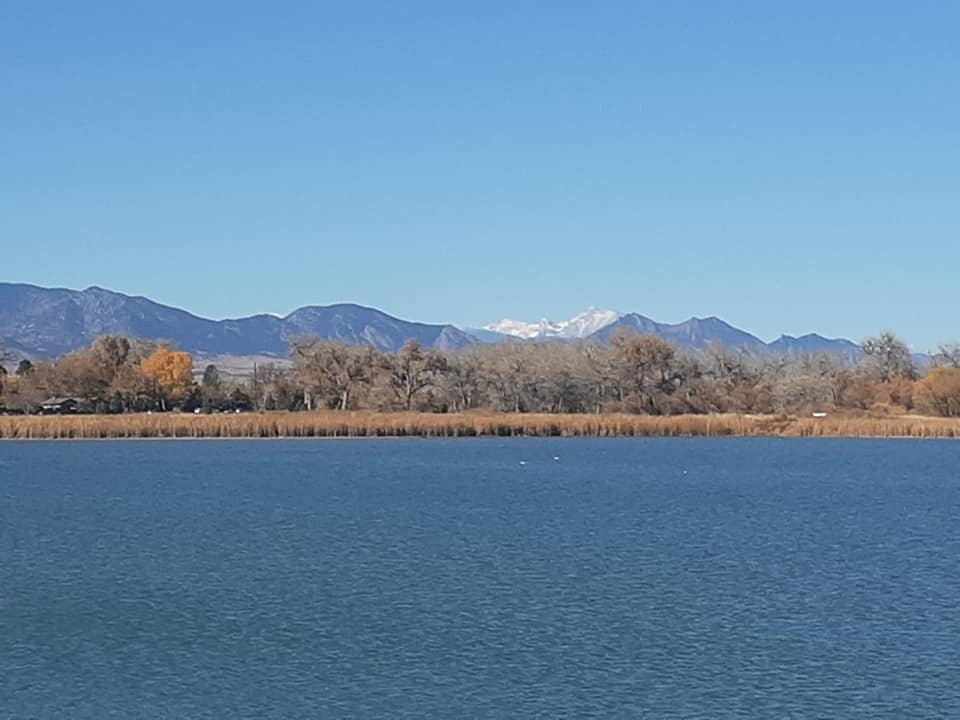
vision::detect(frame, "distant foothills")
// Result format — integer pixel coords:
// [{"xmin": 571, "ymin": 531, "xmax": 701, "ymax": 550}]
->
[{"xmin": 0, "ymin": 282, "xmax": 889, "ymax": 362}]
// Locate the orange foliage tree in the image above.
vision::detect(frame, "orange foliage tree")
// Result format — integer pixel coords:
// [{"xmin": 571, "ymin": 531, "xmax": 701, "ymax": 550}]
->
[
  {"xmin": 141, "ymin": 348, "xmax": 193, "ymax": 410},
  {"xmin": 915, "ymin": 367, "xmax": 960, "ymax": 417}
]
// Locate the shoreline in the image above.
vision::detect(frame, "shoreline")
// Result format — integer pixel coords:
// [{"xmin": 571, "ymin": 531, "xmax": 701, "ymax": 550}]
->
[{"xmin": 2, "ymin": 411, "xmax": 960, "ymax": 440}]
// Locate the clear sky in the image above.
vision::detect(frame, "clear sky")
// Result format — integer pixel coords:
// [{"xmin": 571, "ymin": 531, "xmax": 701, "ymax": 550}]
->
[{"xmin": 2, "ymin": 2, "xmax": 957, "ymax": 349}]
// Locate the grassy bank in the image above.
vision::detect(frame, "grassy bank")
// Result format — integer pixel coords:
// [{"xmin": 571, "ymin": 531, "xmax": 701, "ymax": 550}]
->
[{"xmin": 2, "ymin": 411, "xmax": 960, "ymax": 440}]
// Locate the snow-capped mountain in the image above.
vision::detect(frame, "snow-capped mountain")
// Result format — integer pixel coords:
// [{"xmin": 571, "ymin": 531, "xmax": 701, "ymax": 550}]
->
[
  {"xmin": 481, "ymin": 318, "xmax": 551, "ymax": 340},
  {"xmin": 483, "ymin": 309, "xmax": 623, "ymax": 340},
  {"xmin": 561, "ymin": 309, "xmax": 623, "ymax": 338}
]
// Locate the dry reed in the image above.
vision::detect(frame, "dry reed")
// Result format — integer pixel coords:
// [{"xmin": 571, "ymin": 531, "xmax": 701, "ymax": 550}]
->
[{"xmin": 2, "ymin": 411, "xmax": 960, "ymax": 440}]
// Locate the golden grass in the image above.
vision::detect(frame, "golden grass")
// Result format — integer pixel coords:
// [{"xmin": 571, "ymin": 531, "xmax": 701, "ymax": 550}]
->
[{"xmin": 2, "ymin": 411, "xmax": 960, "ymax": 440}]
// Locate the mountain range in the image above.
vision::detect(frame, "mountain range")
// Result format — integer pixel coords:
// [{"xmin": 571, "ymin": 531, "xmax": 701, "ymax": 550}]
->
[
  {"xmin": 0, "ymin": 282, "xmax": 868, "ymax": 362},
  {"xmin": 0, "ymin": 283, "xmax": 473, "ymax": 359},
  {"xmin": 481, "ymin": 309, "xmax": 864, "ymax": 361}
]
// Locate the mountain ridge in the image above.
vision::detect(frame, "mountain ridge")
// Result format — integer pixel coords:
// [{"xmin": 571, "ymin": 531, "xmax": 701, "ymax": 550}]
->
[
  {"xmin": 0, "ymin": 283, "xmax": 473, "ymax": 358},
  {"xmin": 0, "ymin": 282, "xmax": 894, "ymax": 362}
]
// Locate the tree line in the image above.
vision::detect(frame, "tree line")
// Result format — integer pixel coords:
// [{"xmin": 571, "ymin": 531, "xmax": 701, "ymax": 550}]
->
[
  {"xmin": 0, "ymin": 337, "xmax": 195, "ymax": 414},
  {"xmin": 3, "ymin": 330, "xmax": 960, "ymax": 417}
]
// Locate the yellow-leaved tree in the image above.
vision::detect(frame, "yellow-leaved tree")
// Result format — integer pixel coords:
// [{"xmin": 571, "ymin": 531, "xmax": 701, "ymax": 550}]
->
[
  {"xmin": 141, "ymin": 348, "xmax": 193, "ymax": 411},
  {"xmin": 915, "ymin": 367, "xmax": 960, "ymax": 417}
]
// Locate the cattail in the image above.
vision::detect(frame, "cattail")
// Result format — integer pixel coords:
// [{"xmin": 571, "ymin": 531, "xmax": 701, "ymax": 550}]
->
[{"xmin": 3, "ymin": 411, "xmax": 960, "ymax": 440}]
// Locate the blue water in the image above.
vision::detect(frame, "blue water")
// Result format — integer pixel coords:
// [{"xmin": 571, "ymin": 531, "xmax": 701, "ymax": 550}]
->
[{"xmin": 2, "ymin": 438, "xmax": 959, "ymax": 718}]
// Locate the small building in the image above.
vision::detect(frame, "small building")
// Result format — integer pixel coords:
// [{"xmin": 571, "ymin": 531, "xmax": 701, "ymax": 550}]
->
[{"xmin": 40, "ymin": 397, "xmax": 81, "ymax": 415}]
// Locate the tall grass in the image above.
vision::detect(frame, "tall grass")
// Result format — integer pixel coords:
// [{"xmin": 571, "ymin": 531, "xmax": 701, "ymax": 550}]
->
[{"xmin": 2, "ymin": 411, "xmax": 960, "ymax": 440}]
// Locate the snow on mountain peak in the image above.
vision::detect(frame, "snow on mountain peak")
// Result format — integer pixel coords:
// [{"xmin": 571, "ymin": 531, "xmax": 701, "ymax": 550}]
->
[
  {"xmin": 481, "ymin": 318, "xmax": 556, "ymax": 339},
  {"xmin": 558, "ymin": 308, "xmax": 623, "ymax": 338},
  {"xmin": 483, "ymin": 308, "xmax": 623, "ymax": 339}
]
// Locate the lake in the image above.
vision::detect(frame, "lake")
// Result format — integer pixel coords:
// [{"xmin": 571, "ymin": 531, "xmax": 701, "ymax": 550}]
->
[{"xmin": 2, "ymin": 438, "xmax": 959, "ymax": 718}]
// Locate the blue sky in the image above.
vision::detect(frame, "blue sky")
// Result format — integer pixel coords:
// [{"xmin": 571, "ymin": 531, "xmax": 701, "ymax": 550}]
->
[{"xmin": 2, "ymin": 2, "xmax": 957, "ymax": 349}]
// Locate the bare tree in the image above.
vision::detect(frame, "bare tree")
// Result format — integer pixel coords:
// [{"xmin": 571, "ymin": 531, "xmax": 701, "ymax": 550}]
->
[
  {"xmin": 933, "ymin": 343, "xmax": 960, "ymax": 368},
  {"xmin": 92, "ymin": 335, "xmax": 131, "ymax": 371},
  {"xmin": 580, "ymin": 342, "xmax": 619, "ymax": 413},
  {"xmin": 486, "ymin": 343, "xmax": 537, "ymax": 412},
  {"xmin": 385, "ymin": 339, "xmax": 447, "ymax": 411},
  {"xmin": 807, "ymin": 353, "xmax": 854, "ymax": 407},
  {"xmin": 442, "ymin": 348, "xmax": 484, "ymax": 411},
  {"xmin": 609, "ymin": 329, "xmax": 676, "ymax": 414},
  {"xmin": 704, "ymin": 342, "xmax": 753, "ymax": 384},
  {"xmin": 529, "ymin": 344, "xmax": 593, "ymax": 413},
  {"xmin": 291, "ymin": 338, "xmax": 377, "ymax": 410},
  {"xmin": 862, "ymin": 332, "xmax": 916, "ymax": 382}
]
